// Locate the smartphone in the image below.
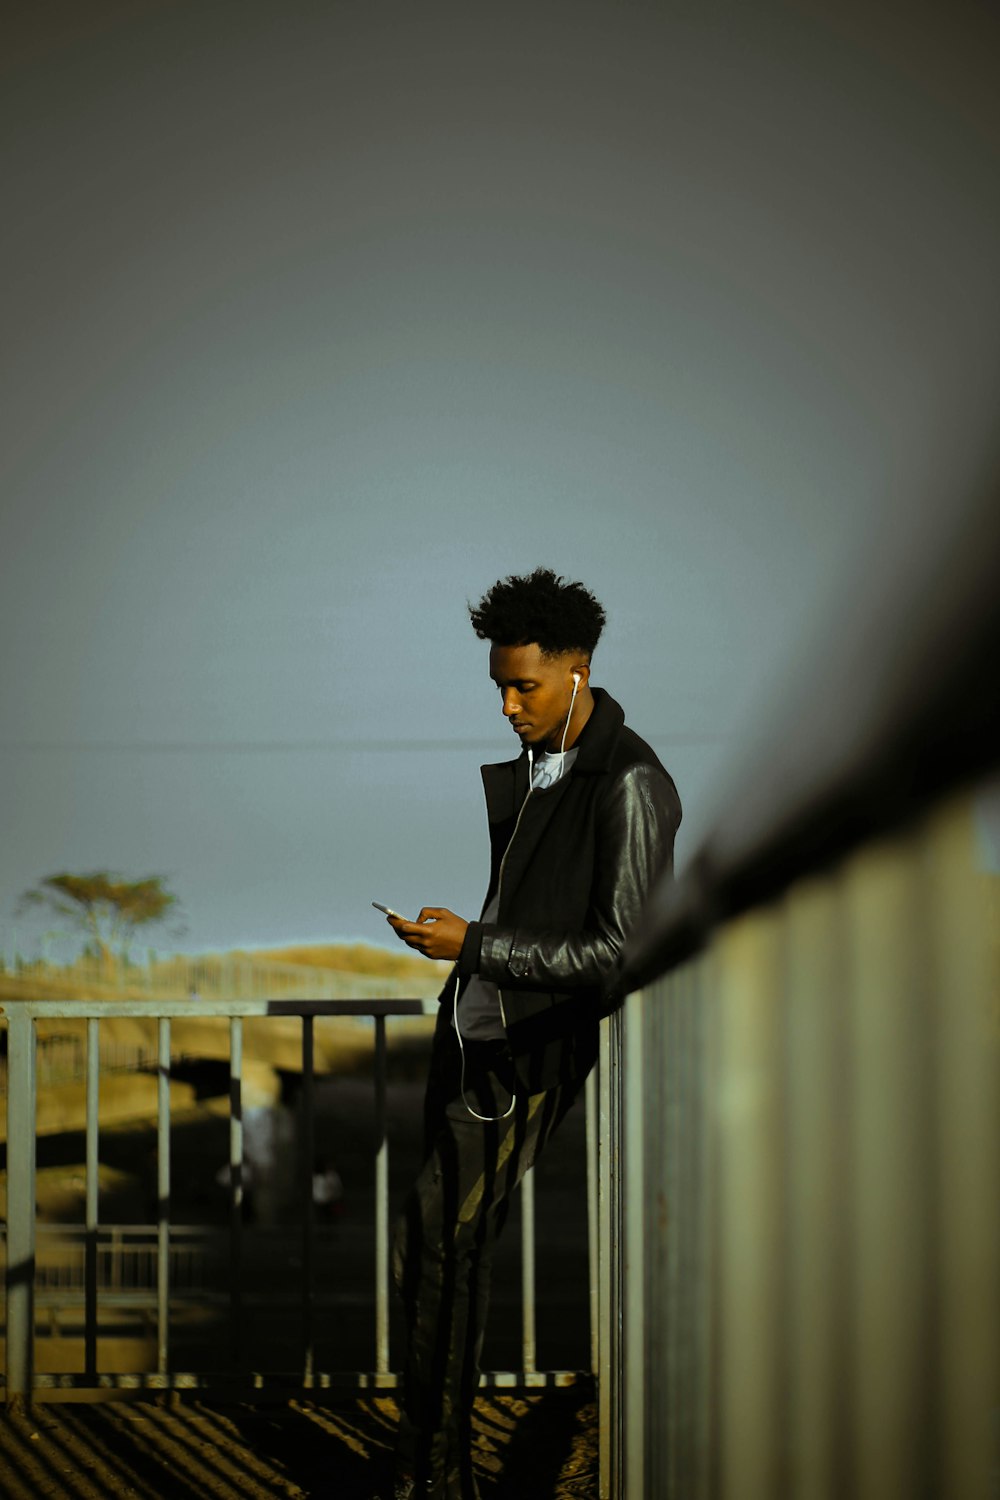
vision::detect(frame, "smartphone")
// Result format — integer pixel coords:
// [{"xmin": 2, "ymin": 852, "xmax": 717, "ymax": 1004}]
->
[{"xmin": 372, "ymin": 901, "xmax": 404, "ymax": 919}]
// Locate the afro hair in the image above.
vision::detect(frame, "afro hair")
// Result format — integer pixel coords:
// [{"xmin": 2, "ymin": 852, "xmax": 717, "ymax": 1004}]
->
[{"xmin": 468, "ymin": 567, "xmax": 607, "ymax": 658}]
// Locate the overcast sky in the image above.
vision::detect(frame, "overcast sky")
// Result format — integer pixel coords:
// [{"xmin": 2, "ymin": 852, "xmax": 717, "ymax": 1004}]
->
[{"xmin": 3, "ymin": 0, "xmax": 999, "ymax": 959}]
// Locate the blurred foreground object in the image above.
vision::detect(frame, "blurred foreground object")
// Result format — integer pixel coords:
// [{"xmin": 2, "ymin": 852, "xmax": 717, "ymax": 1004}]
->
[{"xmin": 599, "ymin": 442, "xmax": 1000, "ymax": 1498}]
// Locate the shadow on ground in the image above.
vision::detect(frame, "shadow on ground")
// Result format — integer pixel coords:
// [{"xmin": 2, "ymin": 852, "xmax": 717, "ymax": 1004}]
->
[{"xmin": 0, "ymin": 1387, "xmax": 598, "ymax": 1499}]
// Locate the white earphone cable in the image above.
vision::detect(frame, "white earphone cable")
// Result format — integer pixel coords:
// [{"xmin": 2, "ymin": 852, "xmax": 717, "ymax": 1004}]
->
[
  {"xmin": 453, "ymin": 672, "xmax": 580, "ymax": 1123},
  {"xmin": 559, "ymin": 674, "xmax": 580, "ymax": 767}
]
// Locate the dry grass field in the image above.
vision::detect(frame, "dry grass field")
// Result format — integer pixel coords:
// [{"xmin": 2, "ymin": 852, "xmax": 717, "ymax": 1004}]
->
[{"xmin": 0, "ymin": 940, "xmax": 449, "ymax": 1004}]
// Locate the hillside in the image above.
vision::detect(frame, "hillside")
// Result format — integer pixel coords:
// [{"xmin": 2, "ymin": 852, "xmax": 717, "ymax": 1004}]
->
[
  {"xmin": 0, "ymin": 940, "xmax": 450, "ymax": 1004},
  {"xmin": 248, "ymin": 940, "xmax": 449, "ymax": 986}
]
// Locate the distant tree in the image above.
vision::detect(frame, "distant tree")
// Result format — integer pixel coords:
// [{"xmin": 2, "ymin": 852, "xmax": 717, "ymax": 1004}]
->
[{"xmin": 17, "ymin": 873, "xmax": 182, "ymax": 962}]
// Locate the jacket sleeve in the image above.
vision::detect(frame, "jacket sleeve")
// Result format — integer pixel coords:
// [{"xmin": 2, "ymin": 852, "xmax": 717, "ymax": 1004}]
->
[{"xmin": 473, "ymin": 762, "xmax": 680, "ymax": 992}]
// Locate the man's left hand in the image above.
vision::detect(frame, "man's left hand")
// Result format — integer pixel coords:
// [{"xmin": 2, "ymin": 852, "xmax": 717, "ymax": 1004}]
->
[{"xmin": 387, "ymin": 907, "xmax": 468, "ymax": 962}]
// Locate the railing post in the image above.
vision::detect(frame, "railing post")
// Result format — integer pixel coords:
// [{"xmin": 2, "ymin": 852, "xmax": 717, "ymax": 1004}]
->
[
  {"xmin": 229, "ymin": 1016, "xmax": 244, "ymax": 1366},
  {"xmin": 521, "ymin": 1167, "xmax": 537, "ymax": 1375},
  {"xmin": 85, "ymin": 1018, "xmax": 100, "ymax": 1377},
  {"xmin": 301, "ymin": 1014, "xmax": 316, "ymax": 1384},
  {"xmin": 156, "ymin": 1017, "xmax": 171, "ymax": 1377},
  {"xmin": 374, "ymin": 1014, "xmax": 390, "ymax": 1374},
  {"xmin": 4, "ymin": 1006, "xmax": 37, "ymax": 1405}
]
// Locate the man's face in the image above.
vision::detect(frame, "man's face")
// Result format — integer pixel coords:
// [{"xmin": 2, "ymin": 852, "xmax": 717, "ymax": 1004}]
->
[{"xmin": 489, "ymin": 642, "xmax": 583, "ymax": 752}]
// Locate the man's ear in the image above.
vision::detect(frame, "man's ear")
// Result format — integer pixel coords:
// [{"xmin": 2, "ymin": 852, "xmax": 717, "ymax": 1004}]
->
[{"xmin": 572, "ymin": 662, "xmax": 591, "ymax": 687}]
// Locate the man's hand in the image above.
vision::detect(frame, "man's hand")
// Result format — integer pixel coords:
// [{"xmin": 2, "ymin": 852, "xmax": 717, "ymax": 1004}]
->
[{"xmin": 387, "ymin": 907, "xmax": 468, "ymax": 962}]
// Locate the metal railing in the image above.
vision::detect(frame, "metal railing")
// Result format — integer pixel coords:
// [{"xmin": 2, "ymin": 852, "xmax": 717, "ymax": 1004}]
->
[
  {"xmin": 1, "ymin": 997, "xmax": 599, "ymax": 1402},
  {"xmin": 30, "ymin": 1225, "xmax": 210, "ymax": 1298},
  {"xmin": 601, "ymin": 792, "xmax": 998, "ymax": 1499}
]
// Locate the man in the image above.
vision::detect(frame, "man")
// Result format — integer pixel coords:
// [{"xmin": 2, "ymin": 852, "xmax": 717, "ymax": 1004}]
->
[{"xmin": 381, "ymin": 567, "xmax": 681, "ymax": 1499}]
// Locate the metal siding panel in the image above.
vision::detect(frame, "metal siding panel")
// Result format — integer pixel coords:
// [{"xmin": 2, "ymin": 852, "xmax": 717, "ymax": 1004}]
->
[
  {"xmin": 714, "ymin": 909, "xmax": 785, "ymax": 1500},
  {"xmin": 846, "ymin": 835, "xmax": 936, "ymax": 1499},
  {"xmin": 623, "ymin": 989, "xmax": 646, "ymax": 1500},
  {"xmin": 927, "ymin": 797, "xmax": 1000, "ymax": 1498},
  {"xmin": 783, "ymin": 877, "xmax": 852, "ymax": 1500}
]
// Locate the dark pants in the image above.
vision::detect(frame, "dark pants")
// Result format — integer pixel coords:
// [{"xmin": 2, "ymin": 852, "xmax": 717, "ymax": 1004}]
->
[{"xmin": 391, "ymin": 1031, "xmax": 578, "ymax": 1496}]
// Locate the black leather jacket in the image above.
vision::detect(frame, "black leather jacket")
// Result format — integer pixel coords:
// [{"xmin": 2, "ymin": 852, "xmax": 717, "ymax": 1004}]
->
[{"xmin": 435, "ymin": 687, "xmax": 681, "ymax": 1093}]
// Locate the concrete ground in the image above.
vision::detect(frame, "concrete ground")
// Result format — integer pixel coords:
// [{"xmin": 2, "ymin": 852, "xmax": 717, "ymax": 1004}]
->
[{"xmin": 0, "ymin": 1387, "xmax": 599, "ymax": 1499}]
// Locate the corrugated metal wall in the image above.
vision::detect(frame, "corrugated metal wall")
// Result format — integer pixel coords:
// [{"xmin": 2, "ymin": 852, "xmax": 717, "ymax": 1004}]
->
[{"xmin": 603, "ymin": 789, "xmax": 999, "ymax": 1497}]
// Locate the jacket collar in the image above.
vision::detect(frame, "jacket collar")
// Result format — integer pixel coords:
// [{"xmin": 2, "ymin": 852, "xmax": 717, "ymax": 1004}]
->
[
  {"xmin": 485, "ymin": 687, "xmax": 626, "ymax": 774},
  {"xmin": 565, "ymin": 687, "xmax": 625, "ymax": 774},
  {"xmin": 480, "ymin": 687, "xmax": 625, "ymax": 825},
  {"xmin": 476, "ymin": 688, "xmax": 627, "ymax": 907},
  {"xmin": 482, "ymin": 686, "xmax": 624, "ymax": 777}
]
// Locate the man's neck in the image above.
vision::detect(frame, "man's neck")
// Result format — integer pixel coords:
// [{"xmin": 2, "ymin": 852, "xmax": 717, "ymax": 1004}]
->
[{"xmin": 543, "ymin": 689, "xmax": 595, "ymax": 753}]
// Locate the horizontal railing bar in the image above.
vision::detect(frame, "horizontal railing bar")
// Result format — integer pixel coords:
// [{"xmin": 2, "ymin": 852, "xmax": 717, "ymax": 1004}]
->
[
  {"xmin": 19, "ymin": 1369, "xmax": 590, "ymax": 1395},
  {"xmin": 27, "ymin": 1281, "xmax": 594, "ymax": 1305},
  {"xmin": 10, "ymin": 1225, "xmax": 359, "ymax": 1240},
  {"xmin": 30, "ymin": 1292, "xmax": 233, "ymax": 1307},
  {"xmin": 29, "ymin": 1288, "xmax": 493, "ymax": 1308},
  {"xmin": 0, "ymin": 997, "xmax": 435, "ymax": 1020},
  {"xmin": 14, "ymin": 1228, "xmax": 232, "ymax": 1241}
]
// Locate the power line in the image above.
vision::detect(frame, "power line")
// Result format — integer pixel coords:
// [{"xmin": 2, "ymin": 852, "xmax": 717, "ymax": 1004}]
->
[{"xmin": 0, "ymin": 734, "xmax": 727, "ymax": 754}]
